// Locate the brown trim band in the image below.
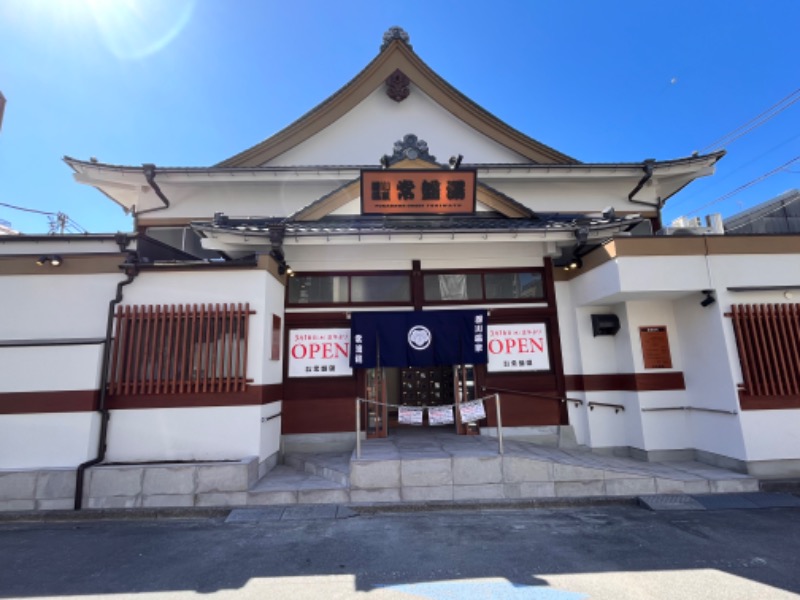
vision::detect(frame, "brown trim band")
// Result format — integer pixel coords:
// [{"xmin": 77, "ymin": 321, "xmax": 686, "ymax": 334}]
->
[
  {"xmin": 0, "ymin": 253, "xmax": 128, "ymax": 276},
  {"xmin": 565, "ymin": 372, "xmax": 686, "ymax": 392},
  {"xmin": 107, "ymin": 383, "xmax": 283, "ymax": 409},
  {"xmin": 0, "ymin": 390, "xmax": 99, "ymax": 414},
  {"xmin": 0, "ymin": 384, "xmax": 283, "ymax": 414},
  {"xmin": 739, "ymin": 393, "xmax": 800, "ymax": 411}
]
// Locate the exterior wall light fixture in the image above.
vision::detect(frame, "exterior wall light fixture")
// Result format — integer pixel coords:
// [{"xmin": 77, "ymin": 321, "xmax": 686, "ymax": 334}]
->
[
  {"xmin": 449, "ymin": 154, "xmax": 463, "ymax": 169},
  {"xmin": 701, "ymin": 290, "xmax": 716, "ymax": 307},
  {"xmin": 36, "ymin": 255, "xmax": 63, "ymax": 267}
]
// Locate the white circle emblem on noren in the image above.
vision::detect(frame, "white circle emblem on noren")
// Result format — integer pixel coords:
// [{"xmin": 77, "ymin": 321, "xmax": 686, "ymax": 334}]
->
[{"xmin": 407, "ymin": 325, "xmax": 432, "ymax": 351}]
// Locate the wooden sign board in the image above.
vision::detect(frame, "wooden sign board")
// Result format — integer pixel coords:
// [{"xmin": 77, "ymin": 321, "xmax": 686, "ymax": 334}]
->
[
  {"xmin": 361, "ymin": 169, "xmax": 476, "ymax": 215},
  {"xmin": 639, "ymin": 326, "xmax": 672, "ymax": 369}
]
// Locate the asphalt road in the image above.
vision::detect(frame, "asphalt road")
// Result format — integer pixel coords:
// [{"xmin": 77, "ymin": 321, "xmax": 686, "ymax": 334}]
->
[{"xmin": 1, "ymin": 504, "xmax": 799, "ymax": 599}]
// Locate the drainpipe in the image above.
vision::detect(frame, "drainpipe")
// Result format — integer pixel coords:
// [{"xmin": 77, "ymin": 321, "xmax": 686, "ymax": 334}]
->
[
  {"xmin": 138, "ymin": 163, "xmax": 171, "ymax": 214},
  {"xmin": 627, "ymin": 158, "xmax": 663, "ymax": 231},
  {"xmin": 74, "ymin": 239, "xmax": 140, "ymax": 510},
  {"xmin": 134, "ymin": 163, "xmax": 171, "ymax": 234}
]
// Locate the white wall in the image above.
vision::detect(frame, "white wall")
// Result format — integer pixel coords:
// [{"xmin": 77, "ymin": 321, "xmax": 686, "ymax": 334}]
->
[
  {"xmin": 268, "ymin": 86, "xmax": 527, "ymax": 167},
  {"xmin": 0, "ymin": 413, "xmax": 99, "ymax": 468},
  {"xmin": 106, "ymin": 405, "xmax": 263, "ymax": 462},
  {"xmin": 0, "ymin": 273, "xmax": 123, "ymax": 339},
  {"xmin": 0, "ymin": 345, "xmax": 104, "ymax": 392},
  {"xmin": 287, "ymin": 241, "xmax": 548, "ymax": 272}
]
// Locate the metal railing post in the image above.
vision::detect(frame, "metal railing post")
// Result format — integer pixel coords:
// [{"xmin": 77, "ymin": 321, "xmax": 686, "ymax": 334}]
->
[
  {"xmin": 494, "ymin": 393, "xmax": 504, "ymax": 455},
  {"xmin": 355, "ymin": 397, "xmax": 361, "ymax": 459}
]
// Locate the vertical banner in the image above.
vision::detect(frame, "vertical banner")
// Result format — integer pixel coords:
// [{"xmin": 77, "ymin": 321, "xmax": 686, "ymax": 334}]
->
[
  {"xmin": 288, "ymin": 328, "xmax": 353, "ymax": 377},
  {"xmin": 487, "ymin": 323, "xmax": 550, "ymax": 372}
]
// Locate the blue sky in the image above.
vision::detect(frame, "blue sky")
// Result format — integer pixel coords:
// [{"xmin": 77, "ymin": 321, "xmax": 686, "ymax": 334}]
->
[{"xmin": 1, "ymin": 0, "xmax": 798, "ymax": 233}]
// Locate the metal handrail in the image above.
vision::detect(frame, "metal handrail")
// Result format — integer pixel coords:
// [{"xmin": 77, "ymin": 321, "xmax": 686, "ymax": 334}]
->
[
  {"xmin": 482, "ymin": 386, "xmax": 584, "ymax": 406},
  {"xmin": 588, "ymin": 401, "xmax": 625, "ymax": 413},
  {"xmin": 641, "ymin": 406, "xmax": 738, "ymax": 415}
]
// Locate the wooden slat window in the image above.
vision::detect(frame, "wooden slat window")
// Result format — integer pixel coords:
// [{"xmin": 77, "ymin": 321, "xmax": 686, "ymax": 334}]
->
[
  {"xmin": 108, "ymin": 303, "xmax": 253, "ymax": 396},
  {"xmin": 730, "ymin": 303, "xmax": 800, "ymax": 409}
]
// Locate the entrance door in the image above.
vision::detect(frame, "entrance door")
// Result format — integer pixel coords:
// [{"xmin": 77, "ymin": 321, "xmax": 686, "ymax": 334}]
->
[{"xmin": 363, "ymin": 367, "xmax": 388, "ymax": 438}]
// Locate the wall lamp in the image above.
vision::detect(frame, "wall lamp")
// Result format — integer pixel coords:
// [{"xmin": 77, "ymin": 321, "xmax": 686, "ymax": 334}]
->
[
  {"xmin": 270, "ymin": 249, "xmax": 294, "ymax": 277},
  {"xmin": 701, "ymin": 290, "xmax": 716, "ymax": 307},
  {"xmin": 36, "ymin": 255, "xmax": 63, "ymax": 267},
  {"xmin": 449, "ymin": 154, "xmax": 463, "ymax": 169}
]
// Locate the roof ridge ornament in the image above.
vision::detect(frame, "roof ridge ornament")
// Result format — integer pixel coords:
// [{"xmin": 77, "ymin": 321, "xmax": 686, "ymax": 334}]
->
[
  {"xmin": 385, "ymin": 68, "xmax": 411, "ymax": 102},
  {"xmin": 387, "ymin": 134, "xmax": 436, "ymax": 165},
  {"xmin": 381, "ymin": 26, "xmax": 411, "ymax": 51}
]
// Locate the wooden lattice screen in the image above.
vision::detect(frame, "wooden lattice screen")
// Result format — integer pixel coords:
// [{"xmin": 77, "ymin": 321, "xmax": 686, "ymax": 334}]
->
[
  {"xmin": 108, "ymin": 303, "xmax": 253, "ymax": 396},
  {"xmin": 730, "ymin": 304, "xmax": 800, "ymax": 406}
]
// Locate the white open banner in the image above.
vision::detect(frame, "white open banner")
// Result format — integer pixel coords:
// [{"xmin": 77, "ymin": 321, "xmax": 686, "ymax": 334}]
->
[
  {"xmin": 487, "ymin": 323, "xmax": 550, "ymax": 373},
  {"xmin": 288, "ymin": 328, "xmax": 353, "ymax": 378}
]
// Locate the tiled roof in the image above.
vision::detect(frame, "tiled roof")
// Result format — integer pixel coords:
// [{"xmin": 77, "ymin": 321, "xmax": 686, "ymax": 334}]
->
[{"xmin": 193, "ymin": 212, "xmax": 641, "ymax": 237}]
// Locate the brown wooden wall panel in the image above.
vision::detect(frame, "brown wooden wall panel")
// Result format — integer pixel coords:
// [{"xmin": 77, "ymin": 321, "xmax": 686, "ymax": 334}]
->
[
  {"xmin": 109, "ymin": 303, "xmax": 253, "ymax": 398},
  {"xmin": 564, "ymin": 372, "xmax": 686, "ymax": 392},
  {"xmin": 0, "ymin": 390, "xmax": 98, "ymax": 414},
  {"xmin": 730, "ymin": 303, "xmax": 800, "ymax": 410},
  {"xmin": 739, "ymin": 394, "xmax": 800, "ymax": 411},
  {"xmin": 482, "ymin": 393, "xmax": 563, "ymax": 427},
  {"xmin": 281, "ymin": 396, "xmax": 356, "ymax": 434}
]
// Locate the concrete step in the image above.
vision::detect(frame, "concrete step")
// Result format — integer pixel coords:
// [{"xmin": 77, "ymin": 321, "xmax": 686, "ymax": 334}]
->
[
  {"xmin": 248, "ymin": 465, "xmax": 348, "ymax": 506},
  {"xmin": 347, "ymin": 451, "xmax": 761, "ymax": 503},
  {"xmin": 283, "ymin": 452, "xmax": 351, "ymax": 487}
]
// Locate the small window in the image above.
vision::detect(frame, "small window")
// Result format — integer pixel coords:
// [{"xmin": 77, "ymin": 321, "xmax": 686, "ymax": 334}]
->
[
  {"xmin": 288, "ymin": 275, "xmax": 349, "ymax": 304},
  {"xmin": 351, "ymin": 275, "xmax": 411, "ymax": 303},
  {"xmin": 424, "ymin": 274, "xmax": 482, "ymax": 301},
  {"xmin": 485, "ymin": 272, "xmax": 544, "ymax": 300}
]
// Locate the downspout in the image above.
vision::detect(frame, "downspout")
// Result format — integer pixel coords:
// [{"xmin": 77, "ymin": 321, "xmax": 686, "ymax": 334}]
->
[
  {"xmin": 627, "ymin": 159, "xmax": 662, "ymax": 232},
  {"xmin": 138, "ymin": 163, "xmax": 171, "ymax": 214},
  {"xmin": 134, "ymin": 163, "xmax": 171, "ymax": 233},
  {"xmin": 74, "ymin": 235, "xmax": 139, "ymax": 510}
]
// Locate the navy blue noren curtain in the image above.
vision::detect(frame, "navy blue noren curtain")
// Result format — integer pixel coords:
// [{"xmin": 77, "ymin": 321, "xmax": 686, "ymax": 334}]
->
[{"xmin": 350, "ymin": 310, "xmax": 488, "ymax": 369}]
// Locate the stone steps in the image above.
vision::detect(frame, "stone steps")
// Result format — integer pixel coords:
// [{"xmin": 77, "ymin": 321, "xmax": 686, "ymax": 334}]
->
[{"xmin": 242, "ymin": 443, "xmax": 760, "ymax": 506}]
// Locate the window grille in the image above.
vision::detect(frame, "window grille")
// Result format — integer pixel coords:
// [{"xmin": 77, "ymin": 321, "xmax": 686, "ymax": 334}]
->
[
  {"xmin": 730, "ymin": 304, "xmax": 800, "ymax": 405},
  {"xmin": 108, "ymin": 303, "xmax": 253, "ymax": 396}
]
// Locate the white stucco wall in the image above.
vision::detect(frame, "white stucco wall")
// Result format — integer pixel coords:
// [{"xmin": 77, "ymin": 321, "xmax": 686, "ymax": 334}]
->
[
  {"xmin": 0, "ymin": 413, "xmax": 99, "ymax": 468},
  {"xmin": 106, "ymin": 405, "xmax": 261, "ymax": 462},
  {"xmin": 286, "ymin": 240, "xmax": 549, "ymax": 272},
  {"xmin": 268, "ymin": 86, "xmax": 528, "ymax": 167},
  {"xmin": 0, "ymin": 273, "xmax": 122, "ymax": 340}
]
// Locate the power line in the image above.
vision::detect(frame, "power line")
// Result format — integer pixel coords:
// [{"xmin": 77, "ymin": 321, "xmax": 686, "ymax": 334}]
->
[
  {"xmin": 0, "ymin": 201, "xmax": 89, "ymax": 234},
  {"xmin": 685, "ymin": 155, "xmax": 800, "ymax": 216},
  {"xmin": 698, "ymin": 87, "xmax": 800, "ymax": 153}
]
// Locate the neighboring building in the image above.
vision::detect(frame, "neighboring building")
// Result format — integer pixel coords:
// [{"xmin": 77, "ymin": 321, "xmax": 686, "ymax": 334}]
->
[
  {"xmin": 1, "ymin": 28, "xmax": 799, "ymax": 510},
  {"xmin": 724, "ymin": 189, "xmax": 800, "ymax": 234},
  {"xmin": 0, "ymin": 221, "xmax": 18, "ymax": 235}
]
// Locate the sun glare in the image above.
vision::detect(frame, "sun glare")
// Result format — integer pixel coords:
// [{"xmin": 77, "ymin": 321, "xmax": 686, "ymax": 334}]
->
[
  {"xmin": 7, "ymin": 0, "xmax": 196, "ymax": 60},
  {"xmin": 86, "ymin": 0, "xmax": 195, "ymax": 59}
]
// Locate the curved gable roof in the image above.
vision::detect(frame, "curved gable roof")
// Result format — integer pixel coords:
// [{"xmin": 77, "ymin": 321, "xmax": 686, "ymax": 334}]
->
[{"xmin": 216, "ymin": 37, "xmax": 577, "ymax": 168}]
